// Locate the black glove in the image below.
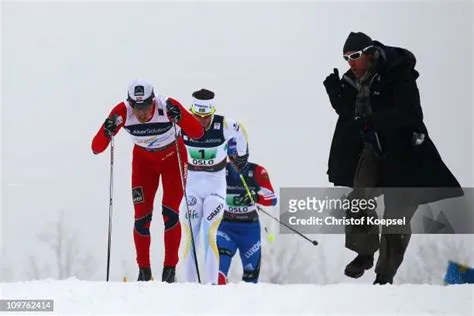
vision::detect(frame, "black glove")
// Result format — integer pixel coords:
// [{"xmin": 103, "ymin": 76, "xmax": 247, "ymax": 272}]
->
[
  {"xmin": 104, "ymin": 114, "xmax": 119, "ymax": 137},
  {"xmin": 231, "ymin": 153, "xmax": 249, "ymax": 170},
  {"xmin": 235, "ymin": 190, "xmax": 255, "ymax": 205},
  {"xmin": 323, "ymin": 68, "xmax": 343, "ymax": 98},
  {"xmin": 166, "ymin": 99, "xmax": 181, "ymax": 122}
]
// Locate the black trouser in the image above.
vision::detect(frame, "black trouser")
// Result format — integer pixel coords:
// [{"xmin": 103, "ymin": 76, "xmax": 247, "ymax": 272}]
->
[{"xmin": 345, "ymin": 144, "xmax": 419, "ymax": 278}]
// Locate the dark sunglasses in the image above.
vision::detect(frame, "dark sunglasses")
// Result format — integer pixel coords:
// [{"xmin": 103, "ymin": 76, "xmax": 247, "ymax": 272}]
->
[
  {"xmin": 129, "ymin": 96, "xmax": 154, "ymax": 110},
  {"xmin": 343, "ymin": 45, "xmax": 373, "ymax": 61}
]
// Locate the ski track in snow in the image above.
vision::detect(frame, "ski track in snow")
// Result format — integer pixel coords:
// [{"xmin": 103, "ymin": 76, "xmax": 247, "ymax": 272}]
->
[{"xmin": 1, "ymin": 279, "xmax": 472, "ymax": 315}]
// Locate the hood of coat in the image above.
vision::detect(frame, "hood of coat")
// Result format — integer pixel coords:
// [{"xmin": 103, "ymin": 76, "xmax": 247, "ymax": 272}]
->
[{"xmin": 371, "ymin": 40, "xmax": 419, "ymax": 79}]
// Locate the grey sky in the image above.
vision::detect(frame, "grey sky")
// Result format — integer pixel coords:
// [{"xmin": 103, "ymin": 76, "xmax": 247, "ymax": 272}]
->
[{"xmin": 2, "ymin": 1, "xmax": 472, "ymax": 281}]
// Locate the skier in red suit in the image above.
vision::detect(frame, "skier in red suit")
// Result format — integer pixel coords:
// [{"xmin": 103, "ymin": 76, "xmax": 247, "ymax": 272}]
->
[{"xmin": 91, "ymin": 79, "xmax": 203, "ymax": 282}]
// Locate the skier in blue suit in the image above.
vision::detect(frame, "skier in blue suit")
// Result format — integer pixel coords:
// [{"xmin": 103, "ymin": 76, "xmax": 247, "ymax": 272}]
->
[{"xmin": 216, "ymin": 138, "xmax": 277, "ymax": 284}]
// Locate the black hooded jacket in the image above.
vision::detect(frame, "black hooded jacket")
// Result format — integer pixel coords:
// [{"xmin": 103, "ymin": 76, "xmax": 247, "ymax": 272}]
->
[{"xmin": 326, "ymin": 41, "xmax": 463, "ymax": 204}]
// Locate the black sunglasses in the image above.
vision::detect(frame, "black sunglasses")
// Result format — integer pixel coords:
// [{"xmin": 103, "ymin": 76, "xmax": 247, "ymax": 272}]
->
[{"xmin": 129, "ymin": 96, "xmax": 154, "ymax": 110}]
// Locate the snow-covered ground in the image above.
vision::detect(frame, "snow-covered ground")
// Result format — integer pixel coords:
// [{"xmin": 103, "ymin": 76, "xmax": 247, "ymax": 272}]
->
[{"xmin": 1, "ymin": 279, "xmax": 472, "ymax": 315}]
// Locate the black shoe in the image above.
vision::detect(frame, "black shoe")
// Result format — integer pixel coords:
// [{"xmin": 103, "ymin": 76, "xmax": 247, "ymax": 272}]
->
[
  {"xmin": 162, "ymin": 266, "xmax": 176, "ymax": 283},
  {"xmin": 373, "ymin": 274, "xmax": 393, "ymax": 285},
  {"xmin": 344, "ymin": 254, "xmax": 374, "ymax": 278},
  {"xmin": 137, "ymin": 267, "xmax": 153, "ymax": 281}
]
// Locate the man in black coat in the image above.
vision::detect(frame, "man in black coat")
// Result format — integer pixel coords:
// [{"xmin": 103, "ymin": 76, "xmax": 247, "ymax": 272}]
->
[{"xmin": 323, "ymin": 32, "xmax": 463, "ymax": 284}]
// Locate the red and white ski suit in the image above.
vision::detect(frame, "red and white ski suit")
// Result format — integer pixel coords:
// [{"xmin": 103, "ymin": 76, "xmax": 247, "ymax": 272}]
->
[{"xmin": 91, "ymin": 95, "xmax": 203, "ymax": 269}]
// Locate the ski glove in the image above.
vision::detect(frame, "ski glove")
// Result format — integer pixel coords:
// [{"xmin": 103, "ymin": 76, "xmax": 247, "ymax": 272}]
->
[
  {"xmin": 323, "ymin": 68, "xmax": 343, "ymax": 98},
  {"xmin": 236, "ymin": 190, "xmax": 255, "ymax": 205},
  {"xmin": 166, "ymin": 99, "xmax": 181, "ymax": 122},
  {"xmin": 104, "ymin": 114, "xmax": 119, "ymax": 137}
]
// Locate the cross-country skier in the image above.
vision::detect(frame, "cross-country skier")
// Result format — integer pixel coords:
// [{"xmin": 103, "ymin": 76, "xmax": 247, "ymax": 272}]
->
[
  {"xmin": 180, "ymin": 88, "xmax": 249, "ymax": 284},
  {"xmin": 91, "ymin": 79, "xmax": 203, "ymax": 282},
  {"xmin": 216, "ymin": 138, "xmax": 278, "ymax": 284}
]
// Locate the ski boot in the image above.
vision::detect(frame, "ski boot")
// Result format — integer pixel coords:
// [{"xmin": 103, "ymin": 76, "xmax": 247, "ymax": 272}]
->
[
  {"xmin": 137, "ymin": 267, "xmax": 153, "ymax": 281},
  {"xmin": 162, "ymin": 266, "xmax": 176, "ymax": 283},
  {"xmin": 344, "ymin": 254, "xmax": 374, "ymax": 278}
]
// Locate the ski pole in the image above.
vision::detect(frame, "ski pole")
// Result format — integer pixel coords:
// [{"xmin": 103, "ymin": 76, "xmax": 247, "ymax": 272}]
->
[
  {"xmin": 239, "ymin": 174, "xmax": 318, "ymax": 246},
  {"xmin": 106, "ymin": 135, "xmax": 115, "ymax": 281},
  {"xmin": 256, "ymin": 205, "xmax": 318, "ymax": 246},
  {"xmin": 172, "ymin": 123, "xmax": 201, "ymax": 283}
]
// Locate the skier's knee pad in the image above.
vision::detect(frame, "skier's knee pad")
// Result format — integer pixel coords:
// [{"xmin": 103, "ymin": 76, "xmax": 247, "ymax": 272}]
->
[
  {"xmin": 162, "ymin": 206, "xmax": 179, "ymax": 231},
  {"xmin": 242, "ymin": 266, "xmax": 260, "ymax": 283},
  {"xmin": 219, "ymin": 247, "xmax": 234, "ymax": 257},
  {"xmin": 135, "ymin": 213, "xmax": 152, "ymax": 236}
]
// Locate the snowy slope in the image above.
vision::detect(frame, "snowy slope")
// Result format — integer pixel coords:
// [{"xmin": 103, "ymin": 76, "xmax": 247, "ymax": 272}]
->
[{"xmin": 1, "ymin": 279, "xmax": 472, "ymax": 315}]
